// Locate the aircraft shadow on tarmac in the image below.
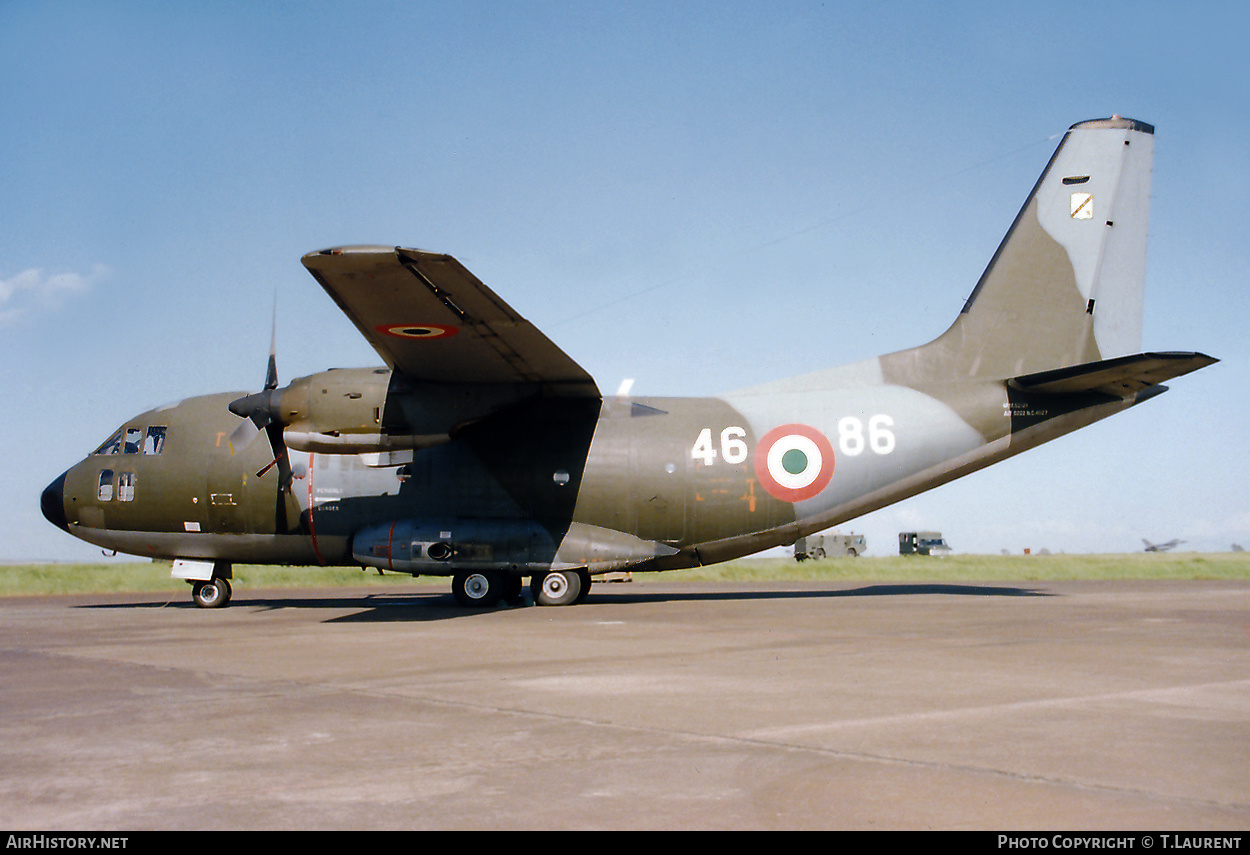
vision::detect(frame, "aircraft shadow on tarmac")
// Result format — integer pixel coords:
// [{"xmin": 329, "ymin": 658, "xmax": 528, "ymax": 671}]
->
[{"xmin": 78, "ymin": 582, "xmax": 1052, "ymax": 623}]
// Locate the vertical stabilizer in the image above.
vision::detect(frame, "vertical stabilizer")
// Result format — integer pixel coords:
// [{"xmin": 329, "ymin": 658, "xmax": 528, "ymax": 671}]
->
[{"xmin": 883, "ymin": 117, "xmax": 1155, "ymax": 385}]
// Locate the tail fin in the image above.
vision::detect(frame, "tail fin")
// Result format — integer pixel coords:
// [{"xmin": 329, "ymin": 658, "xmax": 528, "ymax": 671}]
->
[{"xmin": 885, "ymin": 117, "xmax": 1155, "ymax": 384}]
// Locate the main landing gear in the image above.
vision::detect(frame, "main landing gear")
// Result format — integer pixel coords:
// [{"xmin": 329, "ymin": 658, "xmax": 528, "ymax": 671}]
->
[
  {"xmin": 532, "ymin": 569, "xmax": 591, "ymax": 607},
  {"xmin": 451, "ymin": 568, "xmax": 591, "ymax": 608}
]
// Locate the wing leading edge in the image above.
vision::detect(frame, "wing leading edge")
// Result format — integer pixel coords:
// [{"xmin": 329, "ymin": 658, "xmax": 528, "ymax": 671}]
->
[{"xmin": 302, "ymin": 246, "xmax": 599, "ymax": 397}]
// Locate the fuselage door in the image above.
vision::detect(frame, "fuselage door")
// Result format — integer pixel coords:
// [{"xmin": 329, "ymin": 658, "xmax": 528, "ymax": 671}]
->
[{"xmin": 207, "ymin": 452, "xmax": 246, "ymax": 534}]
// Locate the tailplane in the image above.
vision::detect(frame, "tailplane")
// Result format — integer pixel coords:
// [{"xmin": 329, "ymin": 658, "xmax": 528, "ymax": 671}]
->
[
  {"xmin": 1008, "ymin": 351, "xmax": 1216, "ymax": 398},
  {"xmin": 885, "ymin": 117, "xmax": 1156, "ymax": 385}
]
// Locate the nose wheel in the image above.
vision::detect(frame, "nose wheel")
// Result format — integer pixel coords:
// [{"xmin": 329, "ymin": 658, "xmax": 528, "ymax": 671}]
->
[{"xmin": 191, "ymin": 577, "xmax": 232, "ymax": 609}]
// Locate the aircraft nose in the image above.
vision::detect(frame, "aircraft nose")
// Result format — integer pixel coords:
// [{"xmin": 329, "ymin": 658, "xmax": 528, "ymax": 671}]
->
[{"xmin": 41, "ymin": 471, "xmax": 69, "ymax": 533}]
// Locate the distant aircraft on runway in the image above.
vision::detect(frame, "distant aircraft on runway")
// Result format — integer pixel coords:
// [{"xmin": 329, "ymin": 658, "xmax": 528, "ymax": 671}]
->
[{"xmin": 1143, "ymin": 539, "xmax": 1185, "ymax": 552}]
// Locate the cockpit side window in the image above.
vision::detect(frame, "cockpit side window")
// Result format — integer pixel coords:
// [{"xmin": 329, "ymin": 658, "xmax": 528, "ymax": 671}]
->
[
  {"xmin": 97, "ymin": 470, "xmax": 114, "ymax": 501},
  {"xmin": 117, "ymin": 472, "xmax": 136, "ymax": 502},
  {"xmin": 143, "ymin": 426, "xmax": 167, "ymax": 455},
  {"xmin": 124, "ymin": 428, "xmax": 142, "ymax": 454},
  {"xmin": 94, "ymin": 430, "xmax": 123, "ymax": 456}
]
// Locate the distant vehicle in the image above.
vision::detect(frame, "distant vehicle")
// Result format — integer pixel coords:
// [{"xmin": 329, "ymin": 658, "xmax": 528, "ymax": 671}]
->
[
  {"xmin": 1143, "ymin": 539, "xmax": 1185, "ymax": 552},
  {"xmin": 795, "ymin": 533, "xmax": 865, "ymax": 560},
  {"xmin": 899, "ymin": 532, "xmax": 952, "ymax": 556}
]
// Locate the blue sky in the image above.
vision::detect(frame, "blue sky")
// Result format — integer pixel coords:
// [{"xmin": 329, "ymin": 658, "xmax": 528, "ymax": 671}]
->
[{"xmin": 3, "ymin": 1, "xmax": 1247, "ymax": 560}]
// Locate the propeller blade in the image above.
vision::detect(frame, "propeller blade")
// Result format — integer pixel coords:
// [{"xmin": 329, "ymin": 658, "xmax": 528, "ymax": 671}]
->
[
  {"xmin": 266, "ymin": 421, "xmax": 292, "ymax": 488},
  {"xmin": 231, "ymin": 296, "xmax": 294, "ymax": 535},
  {"xmin": 228, "ymin": 416, "xmax": 262, "ymax": 455},
  {"xmin": 265, "ymin": 295, "xmax": 279, "ymax": 391},
  {"xmin": 262, "ymin": 420, "xmax": 297, "ymax": 534}
]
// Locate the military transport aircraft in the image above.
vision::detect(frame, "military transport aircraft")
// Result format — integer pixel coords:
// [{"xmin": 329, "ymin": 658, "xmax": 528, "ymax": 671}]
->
[{"xmin": 41, "ymin": 117, "xmax": 1215, "ymax": 608}]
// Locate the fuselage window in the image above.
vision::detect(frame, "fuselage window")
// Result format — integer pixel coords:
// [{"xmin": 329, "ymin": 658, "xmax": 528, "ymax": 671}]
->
[
  {"xmin": 97, "ymin": 470, "xmax": 114, "ymax": 502},
  {"xmin": 144, "ymin": 426, "xmax": 167, "ymax": 455},
  {"xmin": 124, "ymin": 428, "xmax": 142, "ymax": 454},
  {"xmin": 94, "ymin": 430, "xmax": 122, "ymax": 456},
  {"xmin": 117, "ymin": 472, "xmax": 136, "ymax": 502}
]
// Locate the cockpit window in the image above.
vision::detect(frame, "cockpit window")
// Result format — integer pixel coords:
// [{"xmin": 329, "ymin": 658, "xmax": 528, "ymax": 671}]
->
[
  {"xmin": 97, "ymin": 470, "xmax": 114, "ymax": 501},
  {"xmin": 94, "ymin": 425, "xmax": 168, "ymax": 455},
  {"xmin": 94, "ymin": 430, "xmax": 123, "ymax": 456},
  {"xmin": 117, "ymin": 472, "xmax": 136, "ymax": 502},
  {"xmin": 143, "ymin": 426, "xmax": 167, "ymax": 455}
]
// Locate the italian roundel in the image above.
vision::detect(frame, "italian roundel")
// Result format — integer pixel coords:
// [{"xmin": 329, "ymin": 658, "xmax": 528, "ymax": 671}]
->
[
  {"xmin": 375, "ymin": 323, "xmax": 459, "ymax": 339},
  {"xmin": 754, "ymin": 423, "xmax": 835, "ymax": 503}
]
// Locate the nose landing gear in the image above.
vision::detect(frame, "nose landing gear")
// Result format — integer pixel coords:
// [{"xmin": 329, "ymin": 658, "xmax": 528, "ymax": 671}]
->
[
  {"xmin": 177, "ymin": 559, "xmax": 233, "ymax": 609},
  {"xmin": 191, "ymin": 576, "xmax": 232, "ymax": 609}
]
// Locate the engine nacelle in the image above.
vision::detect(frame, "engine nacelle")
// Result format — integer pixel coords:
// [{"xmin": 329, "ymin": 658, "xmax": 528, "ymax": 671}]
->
[{"xmin": 352, "ymin": 519, "xmax": 559, "ymax": 575}]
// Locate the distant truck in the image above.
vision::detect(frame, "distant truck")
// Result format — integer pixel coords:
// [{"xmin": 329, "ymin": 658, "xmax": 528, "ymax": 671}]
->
[
  {"xmin": 794, "ymin": 533, "xmax": 866, "ymax": 560},
  {"xmin": 898, "ymin": 531, "xmax": 953, "ymax": 556}
]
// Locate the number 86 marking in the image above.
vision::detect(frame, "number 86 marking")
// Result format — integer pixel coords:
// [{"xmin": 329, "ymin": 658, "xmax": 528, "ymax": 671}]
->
[{"xmin": 838, "ymin": 415, "xmax": 895, "ymax": 456}]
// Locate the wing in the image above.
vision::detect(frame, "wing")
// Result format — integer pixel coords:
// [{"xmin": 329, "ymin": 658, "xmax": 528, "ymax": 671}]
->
[{"xmin": 301, "ymin": 246, "xmax": 599, "ymax": 397}]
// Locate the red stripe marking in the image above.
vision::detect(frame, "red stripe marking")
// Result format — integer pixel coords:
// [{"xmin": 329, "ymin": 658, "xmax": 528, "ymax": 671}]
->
[{"xmin": 307, "ymin": 454, "xmax": 325, "ymax": 566}]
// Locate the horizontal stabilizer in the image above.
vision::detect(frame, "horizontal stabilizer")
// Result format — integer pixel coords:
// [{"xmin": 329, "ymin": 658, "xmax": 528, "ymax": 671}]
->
[{"xmin": 1008, "ymin": 352, "xmax": 1217, "ymax": 397}]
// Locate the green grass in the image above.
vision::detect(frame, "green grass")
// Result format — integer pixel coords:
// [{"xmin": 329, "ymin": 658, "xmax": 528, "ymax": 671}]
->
[
  {"xmin": 2, "ymin": 552, "xmax": 1247, "ymax": 597},
  {"xmin": 673, "ymin": 552, "xmax": 1250, "ymax": 582},
  {"xmin": 0, "ymin": 562, "xmax": 441, "ymax": 597}
]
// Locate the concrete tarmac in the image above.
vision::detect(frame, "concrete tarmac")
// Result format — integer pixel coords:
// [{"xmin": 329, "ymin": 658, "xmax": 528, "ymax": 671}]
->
[{"xmin": 2, "ymin": 578, "xmax": 1248, "ymax": 830}]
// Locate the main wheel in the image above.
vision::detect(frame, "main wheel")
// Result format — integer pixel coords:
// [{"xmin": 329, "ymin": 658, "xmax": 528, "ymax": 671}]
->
[
  {"xmin": 191, "ymin": 577, "xmax": 232, "ymax": 609},
  {"xmin": 452, "ymin": 570, "xmax": 504, "ymax": 608},
  {"xmin": 532, "ymin": 569, "xmax": 585, "ymax": 607}
]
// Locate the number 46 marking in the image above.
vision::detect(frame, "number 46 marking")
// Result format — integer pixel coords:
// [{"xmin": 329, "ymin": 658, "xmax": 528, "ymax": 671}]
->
[
  {"xmin": 692, "ymin": 427, "xmax": 748, "ymax": 466},
  {"xmin": 691, "ymin": 417, "xmax": 895, "ymax": 467}
]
